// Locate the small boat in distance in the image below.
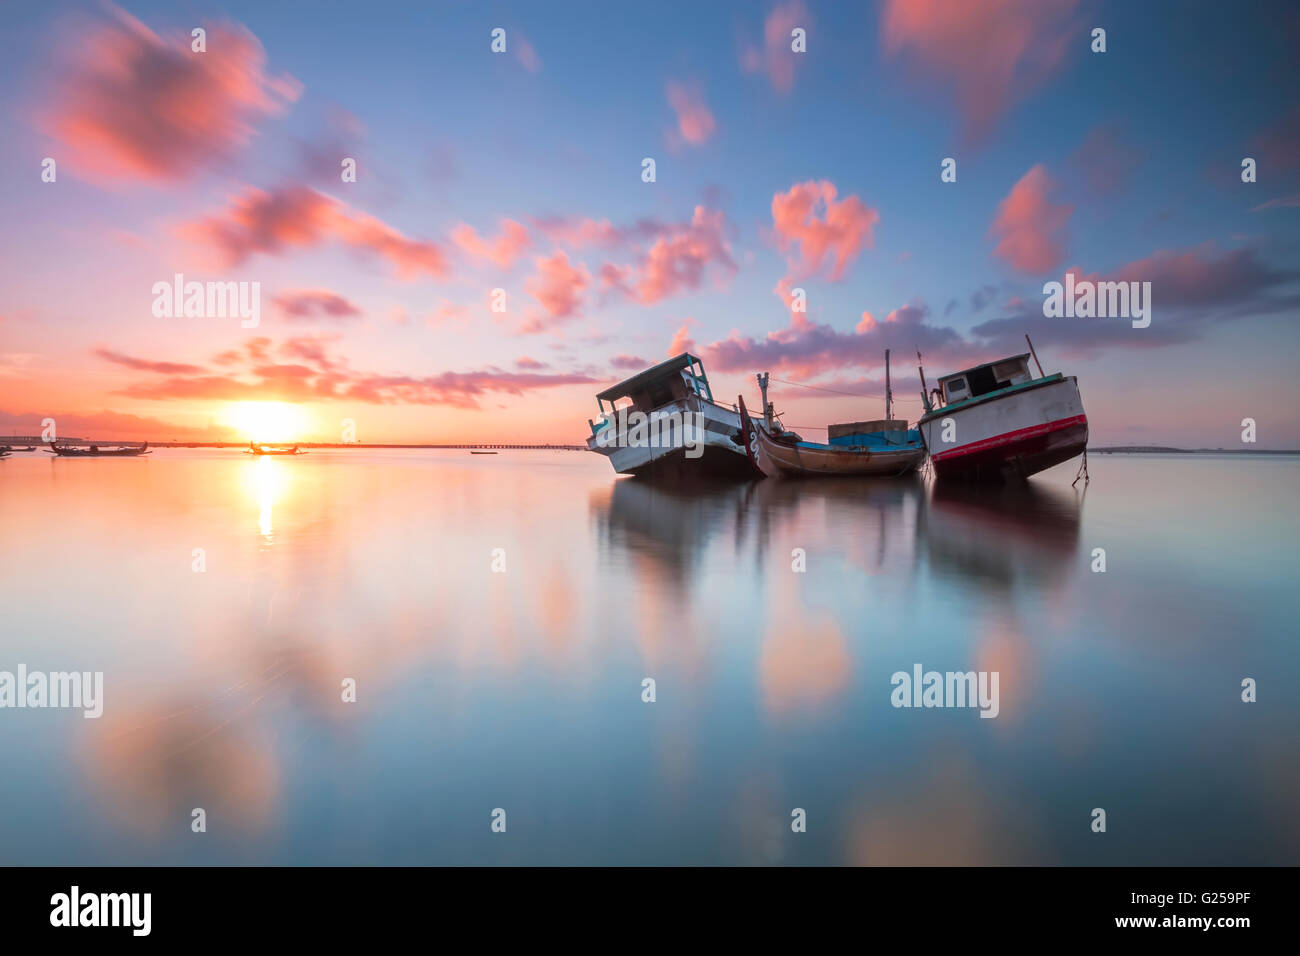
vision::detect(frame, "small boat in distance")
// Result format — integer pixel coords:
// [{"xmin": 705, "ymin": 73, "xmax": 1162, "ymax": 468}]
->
[
  {"xmin": 245, "ymin": 442, "xmax": 305, "ymax": 456},
  {"xmin": 47, "ymin": 442, "xmax": 151, "ymax": 457},
  {"xmin": 0, "ymin": 446, "xmax": 36, "ymax": 453},
  {"xmin": 738, "ymin": 353, "xmax": 926, "ymax": 478},
  {"xmin": 917, "ymin": 337, "xmax": 1087, "ymax": 482},
  {"xmin": 470, "ymin": 450, "xmax": 498, "ymax": 455}
]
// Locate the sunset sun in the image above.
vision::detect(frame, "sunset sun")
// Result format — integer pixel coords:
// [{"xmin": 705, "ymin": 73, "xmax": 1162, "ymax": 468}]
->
[{"xmin": 226, "ymin": 401, "xmax": 308, "ymax": 443}]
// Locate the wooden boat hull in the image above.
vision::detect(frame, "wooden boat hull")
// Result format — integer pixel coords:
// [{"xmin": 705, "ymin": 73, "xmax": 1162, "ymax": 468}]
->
[
  {"xmin": 47, "ymin": 443, "xmax": 150, "ymax": 457},
  {"xmin": 919, "ymin": 376, "xmax": 1087, "ymax": 482},
  {"xmin": 739, "ymin": 397, "xmax": 925, "ymax": 478}
]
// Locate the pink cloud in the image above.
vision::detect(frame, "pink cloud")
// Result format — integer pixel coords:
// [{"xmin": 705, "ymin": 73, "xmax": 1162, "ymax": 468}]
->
[
  {"xmin": 669, "ymin": 319, "xmax": 698, "ymax": 356},
  {"xmin": 278, "ymin": 334, "xmax": 345, "ymax": 372},
  {"xmin": 989, "ymin": 164, "xmax": 1072, "ymax": 274},
  {"xmin": 881, "ymin": 0, "xmax": 1078, "ymax": 145},
  {"xmin": 1251, "ymin": 194, "xmax": 1300, "ymax": 212},
  {"xmin": 534, "ymin": 217, "xmax": 623, "ymax": 248},
  {"xmin": 515, "ymin": 34, "xmax": 542, "ymax": 74},
  {"xmin": 184, "ymin": 185, "xmax": 449, "ymax": 278},
  {"xmin": 427, "ymin": 301, "xmax": 470, "ymax": 326},
  {"xmin": 104, "ymin": 336, "xmax": 597, "ymax": 409},
  {"xmin": 532, "ymin": 216, "xmax": 671, "ymax": 250},
  {"xmin": 740, "ymin": 1, "xmax": 809, "ymax": 94},
  {"xmin": 1071, "ymin": 245, "xmax": 1293, "ymax": 308},
  {"xmin": 702, "ymin": 304, "xmax": 969, "ymax": 379},
  {"xmin": 527, "ymin": 207, "xmax": 735, "ymax": 310},
  {"xmin": 272, "ymin": 289, "xmax": 363, "ymax": 321},
  {"xmin": 515, "ymin": 356, "xmax": 548, "ymax": 370},
  {"xmin": 666, "ymin": 81, "xmax": 717, "ymax": 147},
  {"xmin": 635, "ymin": 207, "xmax": 735, "ymax": 304},
  {"xmin": 771, "ymin": 180, "xmax": 879, "ymax": 283},
  {"xmin": 970, "ymin": 243, "xmax": 1297, "ymax": 356},
  {"xmin": 451, "ymin": 219, "xmax": 531, "ymax": 268},
  {"xmin": 44, "ymin": 8, "xmax": 300, "ymax": 183},
  {"xmin": 610, "ymin": 354, "xmax": 649, "ymax": 370},
  {"xmin": 524, "ymin": 251, "xmax": 591, "ymax": 327},
  {"xmin": 598, "ymin": 262, "xmax": 633, "ymax": 297},
  {"xmin": 92, "ymin": 347, "xmax": 205, "ymax": 375}
]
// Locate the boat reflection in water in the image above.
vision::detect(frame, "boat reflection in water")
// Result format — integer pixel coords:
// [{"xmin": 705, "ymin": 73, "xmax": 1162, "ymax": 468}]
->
[
  {"xmin": 919, "ymin": 478, "xmax": 1084, "ymax": 594},
  {"xmin": 594, "ymin": 472, "xmax": 927, "ymax": 586},
  {"xmin": 5, "ymin": 449, "xmax": 1293, "ymax": 865}
]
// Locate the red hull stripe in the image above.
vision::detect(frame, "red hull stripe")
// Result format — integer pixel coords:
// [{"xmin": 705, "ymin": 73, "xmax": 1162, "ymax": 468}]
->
[{"xmin": 931, "ymin": 414, "xmax": 1088, "ymax": 462}]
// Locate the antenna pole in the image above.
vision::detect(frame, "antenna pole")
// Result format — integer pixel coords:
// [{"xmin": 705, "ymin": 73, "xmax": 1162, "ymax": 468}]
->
[
  {"xmin": 1026, "ymin": 334, "xmax": 1045, "ymax": 378},
  {"xmin": 756, "ymin": 372, "xmax": 772, "ymax": 429}
]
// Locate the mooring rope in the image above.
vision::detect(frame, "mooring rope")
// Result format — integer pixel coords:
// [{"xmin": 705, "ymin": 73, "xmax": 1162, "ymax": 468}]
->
[
  {"xmin": 769, "ymin": 376, "xmax": 925, "ymax": 408},
  {"xmin": 770, "ymin": 377, "xmax": 871, "ymax": 398}
]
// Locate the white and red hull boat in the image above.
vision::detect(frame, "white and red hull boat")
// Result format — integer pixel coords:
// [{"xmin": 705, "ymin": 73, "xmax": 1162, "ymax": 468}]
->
[
  {"xmin": 917, "ymin": 352, "xmax": 1087, "ymax": 482},
  {"xmin": 586, "ymin": 353, "xmax": 757, "ymax": 480}
]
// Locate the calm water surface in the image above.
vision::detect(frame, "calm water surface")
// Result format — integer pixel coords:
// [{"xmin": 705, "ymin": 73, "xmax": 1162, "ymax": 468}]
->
[{"xmin": 1, "ymin": 449, "xmax": 1296, "ymax": 864}]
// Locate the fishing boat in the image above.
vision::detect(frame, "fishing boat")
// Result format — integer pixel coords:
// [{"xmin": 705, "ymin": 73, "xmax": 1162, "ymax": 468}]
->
[
  {"xmin": 469, "ymin": 450, "xmax": 498, "ymax": 455},
  {"xmin": 0, "ymin": 446, "xmax": 36, "ymax": 453},
  {"xmin": 245, "ymin": 442, "xmax": 305, "ymax": 456},
  {"xmin": 738, "ymin": 352, "xmax": 926, "ymax": 478},
  {"xmin": 47, "ymin": 442, "xmax": 150, "ymax": 457},
  {"xmin": 916, "ymin": 337, "xmax": 1087, "ymax": 482},
  {"xmin": 586, "ymin": 353, "xmax": 756, "ymax": 480}
]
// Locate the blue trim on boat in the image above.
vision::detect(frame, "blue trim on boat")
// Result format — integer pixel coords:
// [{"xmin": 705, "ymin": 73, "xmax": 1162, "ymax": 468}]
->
[{"xmin": 794, "ymin": 429, "xmax": 924, "ymax": 453}]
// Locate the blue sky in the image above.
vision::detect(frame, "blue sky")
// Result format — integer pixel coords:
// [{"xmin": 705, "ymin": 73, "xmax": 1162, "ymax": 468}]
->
[{"xmin": 1, "ymin": 0, "xmax": 1298, "ymax": 444}]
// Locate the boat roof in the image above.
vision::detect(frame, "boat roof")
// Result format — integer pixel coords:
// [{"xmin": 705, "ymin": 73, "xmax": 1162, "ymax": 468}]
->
[
  {"xmin": 596, "ymin": 352, "xmax": 701, "ymax": 402},
  {"xmin": 938, "ymin": 352, "xmax": 1031, "ymax": 383}
]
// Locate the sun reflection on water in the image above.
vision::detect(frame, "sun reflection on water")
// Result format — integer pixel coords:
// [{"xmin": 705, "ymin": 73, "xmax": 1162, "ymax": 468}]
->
[{"xmin": 246, "ymin": 456, "xmax": 286, "ymax": 540}]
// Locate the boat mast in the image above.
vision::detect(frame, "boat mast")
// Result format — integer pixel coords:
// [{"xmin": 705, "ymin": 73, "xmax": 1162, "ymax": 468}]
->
[
  {"xmin": 756, "ymin": 372, "xmax": 773, "ymax": 429},
  {"xmin": 884, "ymin": 349, "xmax": 893, "ymax": 421},
  {"xmin": 916, "ymin": 349, "xmax": 932, "ymax": 412}
]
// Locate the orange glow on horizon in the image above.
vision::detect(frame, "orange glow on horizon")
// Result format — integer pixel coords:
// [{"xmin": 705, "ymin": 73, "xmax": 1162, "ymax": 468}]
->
[{"xmin": 224, "ymin": 401, "xmax": 309, "ymax": 443}]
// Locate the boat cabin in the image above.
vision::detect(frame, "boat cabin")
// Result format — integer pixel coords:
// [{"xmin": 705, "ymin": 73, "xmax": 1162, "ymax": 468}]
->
[
  {"xmin": 592, "ymin": 353, "xmax": 716, "ymax": 427},
  {"xmin": 937, "ymin": 353, "xmax": 1035, "ymax": 406}
]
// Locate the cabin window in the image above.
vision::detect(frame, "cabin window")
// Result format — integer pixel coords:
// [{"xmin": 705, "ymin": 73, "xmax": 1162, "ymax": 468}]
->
[{"xmin": 945, "ymin": 377, "xmax": 967, "ymax": 399}]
